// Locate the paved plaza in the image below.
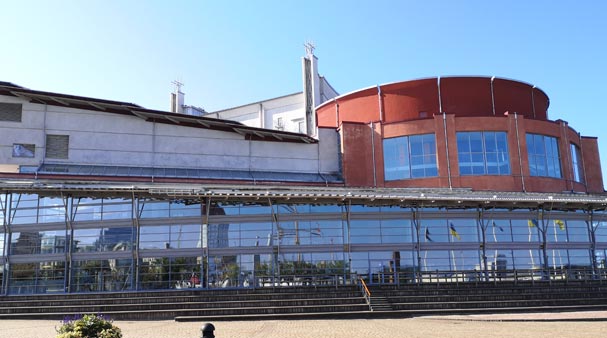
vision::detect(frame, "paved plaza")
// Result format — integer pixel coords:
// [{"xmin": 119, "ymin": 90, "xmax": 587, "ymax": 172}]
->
[{"xmin": 1, "ymin": 312, "xmax": 607, "ymax": 338}]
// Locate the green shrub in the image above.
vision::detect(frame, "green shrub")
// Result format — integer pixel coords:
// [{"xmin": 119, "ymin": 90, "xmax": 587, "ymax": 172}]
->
[{"xmin": 56, "ymin": 314, "xmax": 122, "ymax": 338}]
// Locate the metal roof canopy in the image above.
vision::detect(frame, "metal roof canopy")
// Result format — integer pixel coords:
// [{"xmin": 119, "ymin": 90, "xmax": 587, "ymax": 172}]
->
[
  {"xmin": 1, "ymin": 180, "xmax": 607, "ymax": 211},
  {"xmin": 35, "ymin": 163, "xmax": 341, "ymax": 183}
]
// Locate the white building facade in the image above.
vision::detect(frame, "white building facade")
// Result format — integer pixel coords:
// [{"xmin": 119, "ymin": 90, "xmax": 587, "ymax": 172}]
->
[{"xmin": 187, "ymin": 50, "xmax": 338, "ymax": 136}]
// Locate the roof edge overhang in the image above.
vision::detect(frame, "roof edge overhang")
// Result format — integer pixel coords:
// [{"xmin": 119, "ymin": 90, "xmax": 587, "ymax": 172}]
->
[
  {"xmin": 316, "ymin": 76, "xmax": 549, "ymax": 111},
  {"xmin": 1, "ymin": 179, "xmax": 606, "ymax": 211},
  {"xmin": 0, "ymin": 82, "xmax": 316, "ymax": 144}
]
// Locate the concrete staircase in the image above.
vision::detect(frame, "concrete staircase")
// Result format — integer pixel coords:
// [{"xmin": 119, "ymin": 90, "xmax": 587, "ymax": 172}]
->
[
  {"xmin": 0, "ymin": 281, "xmax": 606, "ymax": 321},
  {"xmin": 0, "ymin": 286, "xmax": 368, "ymax": 321},
  {"xmin": 369, "ymin": 296, "xmax": 393, "ymax": 312},
  {"xmin": 366, "ymin": 280, "xmax": 607, "ymax": 316}
]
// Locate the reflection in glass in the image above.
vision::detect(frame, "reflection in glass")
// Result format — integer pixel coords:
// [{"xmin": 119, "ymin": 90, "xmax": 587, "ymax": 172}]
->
[
  {"xmin": 570, "ymin": 143, "xmax": 585, "ymax": 183},
  {"xmin": 526, "ymin": 133, "xmax": 562, "ymax": 178},
  {"xmin": 457, "ymin": 131, "xmax": 510, "ymax": 175},
  {"xmin": 10, "ymin": 231, "xmax": 67, "ymax": 255},
  {"xmin": 72, "ymin": 258, "xmax": 133, "ymax": 292},
  {"xmin": 9, "ymin": 261, "xmax": 65, "ymax": 294},
  {"xmin": 139, "ymin": 224, "xmax": 200, "ymax": 250},
  {"xmin": 74, "ymin": 227, "xmax": 134, "ymax": 252},
  {"xmin": 139, "ymin": 256, "xmax": 201, "ymax": 290},
  {"xmin": 383, "ymin": 134, "xmax": 437, "ymax": 180}
]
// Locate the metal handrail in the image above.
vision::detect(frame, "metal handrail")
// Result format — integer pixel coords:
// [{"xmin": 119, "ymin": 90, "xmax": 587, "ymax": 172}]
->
[{"xmin": 359, "ymin": 277, "xmax": 372, "ymax": 307}]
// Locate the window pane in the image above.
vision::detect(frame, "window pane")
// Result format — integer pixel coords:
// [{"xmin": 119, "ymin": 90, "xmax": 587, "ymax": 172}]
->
[
  {"xmin": 484, "ymin": 132, "xmax": 497, "ymax": 152},
  {"xmin": 457, "ymin": 133, "xmax": 470, "ymax": 152},
  {"xmin": 410, "ymin": 136, "xmax": 424, "ymax": 156},
  {"xmin": 526, "ymin": 134, "xmax": 561, "ymax": 178},
  {"xmin": 570, "ymin": 144, "xmax": 584, "ymax": 183},
  {"xmin": 383, "ymin": 134, "xmax": 436, "ymax": 180},
  {"xmin": 469, "ymin": 133, "xmax": 483, "ymax": 152},
  {"xmin": 383, "ymin": 137, "xmax": 410, "ymax": 181},
  {"xmin": 457, "ymin": 131, "xmax": 509, "ymax": 176}
]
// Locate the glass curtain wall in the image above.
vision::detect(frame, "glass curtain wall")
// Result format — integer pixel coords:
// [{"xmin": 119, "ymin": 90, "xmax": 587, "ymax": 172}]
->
[{"xmin": 0, "ymin": 192, "xmax": 603, "ymax": 294}]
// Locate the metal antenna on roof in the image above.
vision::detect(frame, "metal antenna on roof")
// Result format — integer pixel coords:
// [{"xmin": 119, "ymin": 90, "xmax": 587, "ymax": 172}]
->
[
  {"xmin": 171, "ymin": 80, "xmax": 184, "ymax": 94},
  {"xmin": 304, "ymin": 41, "xmax": 315, "ymax": 58}
]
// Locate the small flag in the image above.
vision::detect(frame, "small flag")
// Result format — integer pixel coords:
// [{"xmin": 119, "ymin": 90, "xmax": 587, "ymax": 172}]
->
[
  {"xmin": 528, "ymin": 219, "xmax": 538, "ymax": 228},
  {"xmin": 425, "ymin": 228, "xmax": 433, "ymax": 242},
  {"xmin": 449, "ymin": 223, "xmax": 461, "ymax": 240},
  {"xmin": 555, "ymin": 219, "xmax": 566, "ymax": 231},
  {"xmin": 492, "ymin": 221, "xmax": 504, "ymax": 232},
  {"xmin": 311, "ymin": 225, "xmax": 322, "ymax": 236}
]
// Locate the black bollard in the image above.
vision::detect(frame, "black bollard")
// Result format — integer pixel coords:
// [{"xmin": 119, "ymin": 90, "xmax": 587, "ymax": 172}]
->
[{"xmin": 201, "ymin": 323, "xmax": 215, "ymax": 338}]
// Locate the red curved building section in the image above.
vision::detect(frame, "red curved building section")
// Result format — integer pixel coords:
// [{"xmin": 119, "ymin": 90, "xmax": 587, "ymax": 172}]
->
[{"xmin": 319, "ymin": 76, "xmax": 603, "ymax": 193}]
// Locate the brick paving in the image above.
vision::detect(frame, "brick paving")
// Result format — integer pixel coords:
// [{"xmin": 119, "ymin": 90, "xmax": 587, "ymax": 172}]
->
[{"xmin": 2, "ymin": 312, "xmax": 606, "ymax": 338}]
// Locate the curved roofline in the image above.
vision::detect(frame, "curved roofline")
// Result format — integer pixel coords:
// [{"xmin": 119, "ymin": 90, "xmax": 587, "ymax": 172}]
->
[{"xmin": 316, "ymin": 76, "xmax": 549, "ymax": 111}]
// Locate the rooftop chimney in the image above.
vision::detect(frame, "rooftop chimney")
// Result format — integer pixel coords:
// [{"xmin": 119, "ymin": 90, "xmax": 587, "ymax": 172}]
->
[{"xmin": 170, "ymin": 80, "xmax": 185, "ymax": 114}]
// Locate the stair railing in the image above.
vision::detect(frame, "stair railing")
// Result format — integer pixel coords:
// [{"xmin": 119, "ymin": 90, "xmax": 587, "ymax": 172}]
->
[{"xmin": 358, "ymin": 277, "xmax": 372, "ymax": 309}]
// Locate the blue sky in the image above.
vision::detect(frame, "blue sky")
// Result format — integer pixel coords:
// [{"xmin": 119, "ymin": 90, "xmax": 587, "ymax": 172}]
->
[{"xmin": 2, "ymin": 1, "xmax": 607, "ymax": 186}]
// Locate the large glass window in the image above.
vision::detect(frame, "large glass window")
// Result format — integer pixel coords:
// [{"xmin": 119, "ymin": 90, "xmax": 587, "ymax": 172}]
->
[
  {"xmin": 526, "ymin": 134, "xmax": 562, "ymax": 178},
  {"xmin": 457, "ymin": 131, "xmax": 510, "ymax": 175},
  {"xmin": 349, "ymin": 219, "xmax": 412, "ymax": 244},
  {"xmin": 71, "ymin": 258, "xmax": 133, "ymax": 292},
  {"xmin": 9, "ymin": 261, "xmax": 65, "ymax": 294},
  {"xmin": 570, "ymin": 143, "xmax": 584, "ymax": 183},
  {"xmin": 383, "ymin": 134, "xmax": 437, "ymax": 180},
  {"xmin": 139, "ymin": 256, "xmax": 200, "ymax": 290},
  {"xmin": 139, "ymin": 224, "xmax": 199, "ymax": 250},
  {"xmin": 11, "ymin": 231, "xmax": 68, "ymax": 255}
]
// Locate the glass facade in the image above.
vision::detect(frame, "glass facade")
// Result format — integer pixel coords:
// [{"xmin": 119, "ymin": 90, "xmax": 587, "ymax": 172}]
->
[
  {"xmin": 526, "ymin": 133, "xmax": 562, "ymax": 178},
  {"xmin": 457, "ymin": 131, "xmax": 510, "ymax": 175},
  {"xmin": 383, "ymin": 134, "xmax": 438, "ymax": 180},
  {"xmin": 0, "ymin": 192, "xmax": 605, "ymax": 294}
]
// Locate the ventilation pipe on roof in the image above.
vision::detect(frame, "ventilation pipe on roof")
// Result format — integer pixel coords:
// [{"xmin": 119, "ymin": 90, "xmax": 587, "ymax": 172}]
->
[
  {"xmin": 531, "ymin": 85, "xmax": 536, "ymax": 119},
  {"xmin": 513, "ymin": 112, "xmax": 526, "ymax": 192},
  {"xmin": 377, "ymin": 85, "xmax": 384, "ymax": 122},
  {"xmin": 370, "ymin": 122, "xmax": 377, "ymax": 187},
  {"xmin": 562, "ymin": 121, "xmax": 573, "ymax": 192},
  {"xmin": 491, "ymin": 77, "xmax": 496, "ymax": 116},
  {"xmin": 334, "ymin": 98, "xmax": 339, "ymax": 126},
  {"xmin": 438, "ymin": 77, "xmax": 452, "ymax": 189},
  {"xmin": 437, "ymin": 77, "xmax": 443, "ymax": 113},
  {"xmin": 442, "ymin": 112, "xmax": 452, "ymax": 190}
]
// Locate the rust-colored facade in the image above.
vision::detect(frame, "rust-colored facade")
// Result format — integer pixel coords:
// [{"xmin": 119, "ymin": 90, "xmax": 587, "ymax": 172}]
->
[{"xmin": 318, "ymin": 76, "xmax": 603, "ymax": 193}]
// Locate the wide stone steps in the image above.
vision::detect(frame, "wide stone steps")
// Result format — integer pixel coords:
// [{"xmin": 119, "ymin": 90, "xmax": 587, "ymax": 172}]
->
[
  {"xmin": 0, "ymin": 281, "xmax": 606, "ymax": 320},
  {"xmin": 365, "ymin": 281, "xmax": 607, "ymax": 315},
  {"xmin": 369, "ymin": 296, "xmax": 393, "ymax": 312},
  {"xmin": 0, "ymin": 286, "xmax": 367, "ymax": 320}
]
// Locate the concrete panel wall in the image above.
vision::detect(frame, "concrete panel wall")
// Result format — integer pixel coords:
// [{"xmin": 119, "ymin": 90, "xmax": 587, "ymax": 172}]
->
[
  {"xmin": 317, "ymin": 127, "xmax": 340, "ymax": 174},
  {"xmin": 0, "ymin": 98, "xmax": 49, "ymax": 166},
  {"xmin": 250, "ymin": 140, "xmax": 319, "ymax": 172},
  {"xmin": 0, "ymin": 96, "xmax": 331, "ymax": 175}
]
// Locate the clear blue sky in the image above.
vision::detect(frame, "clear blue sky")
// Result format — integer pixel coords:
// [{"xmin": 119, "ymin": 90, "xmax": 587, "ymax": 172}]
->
[{"xmin": 2, "ymin": 1, "xmax": 606, "ymax": 187}]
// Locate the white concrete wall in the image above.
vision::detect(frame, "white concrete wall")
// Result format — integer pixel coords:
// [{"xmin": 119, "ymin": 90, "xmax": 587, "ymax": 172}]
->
[
  {"xmin": 0, "ymin": 96, "xmax": 45, "ymax": 167},
  {"xmin": 317, "ymin": 127, "xmax": 340, "ymax": 174},
  {"xmin": 0, "ymin": 95, "xmax": 341, "ymax": 176},
  {"xmin": 209, "ymin": 93, "xmax": 305, "ymax": 133}
]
